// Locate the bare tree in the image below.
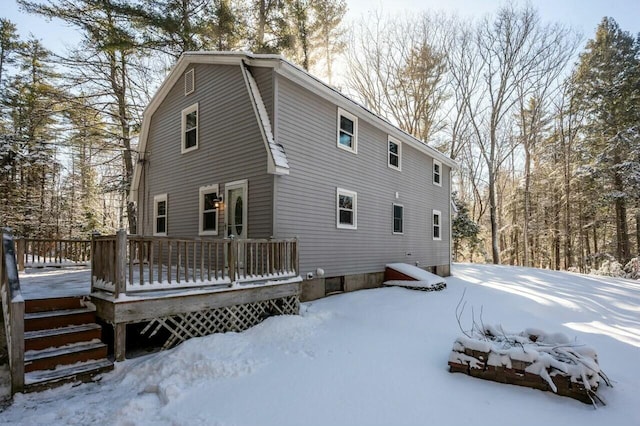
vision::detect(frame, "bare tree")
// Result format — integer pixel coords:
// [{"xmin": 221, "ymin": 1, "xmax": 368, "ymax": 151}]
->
[
  {"xmin": 461, "ymin": 4, "xmax": 576, "ymax": 264},
  {"xmin": 515, "ymin": 24, "xmax": 579, "ymax": 266},
  {"xmin": 346, "ymin": 11, "xmax": 449, "ymax": 143}
]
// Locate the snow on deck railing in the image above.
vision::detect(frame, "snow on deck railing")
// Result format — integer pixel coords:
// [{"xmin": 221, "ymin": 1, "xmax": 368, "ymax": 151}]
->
[
  {"xmin": 1, "ymin": 228, "xmax": 25, "ymax": 394},
  {"xmin": 16, "ymin": 237, "xmax": 91, "ymax": 271},
  {"xmin": 91, "ymin": 233, "xmax": 299, "ymax": 296}
]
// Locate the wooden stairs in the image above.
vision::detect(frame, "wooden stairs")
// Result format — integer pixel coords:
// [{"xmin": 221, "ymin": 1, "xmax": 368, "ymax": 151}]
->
[{"xmin": 22, "ymin": 296, "xmax": 113, "ymax": 392}]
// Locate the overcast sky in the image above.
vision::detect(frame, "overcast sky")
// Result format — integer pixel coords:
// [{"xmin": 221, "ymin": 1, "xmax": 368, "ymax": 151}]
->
[{"xmin": 3, "ymin": 0, "xmax": 640, "ymax": 56}]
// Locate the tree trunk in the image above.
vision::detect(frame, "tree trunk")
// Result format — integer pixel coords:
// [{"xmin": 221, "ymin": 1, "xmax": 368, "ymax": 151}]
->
[
  {"xmin": 613, "ymin": 164, "xmax": 630, "ymax": 263},
  {"xmin": 636, "ymin": 201, "xmax": 640, "ymax": 255},
  {"xmin": 563, "ymin": 145, "xmax": 572, "ymax": 268},
  {"xmin": 523, "ymin": 144, "xmax": 531, "ymax": 267},
  {"xmin": 489, "ymin": 170, "xmax": 500, "ymax": 264}
]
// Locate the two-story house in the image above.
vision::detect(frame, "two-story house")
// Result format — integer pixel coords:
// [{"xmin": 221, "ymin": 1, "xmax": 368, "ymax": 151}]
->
[{"xmin": 129, "ymin": 51, "xmax": 456, "ymax": 301}]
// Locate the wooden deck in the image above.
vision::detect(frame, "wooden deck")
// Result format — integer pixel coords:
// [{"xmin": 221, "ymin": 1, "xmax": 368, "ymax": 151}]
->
[{"xmin": 2, "ymin": 230, "xmax": 301, "ymax": 394}]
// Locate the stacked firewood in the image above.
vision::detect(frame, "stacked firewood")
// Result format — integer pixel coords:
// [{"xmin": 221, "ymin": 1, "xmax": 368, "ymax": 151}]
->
[{"xmin": 448, "ymin": 327, "xmax": 612, "ymax": 406}]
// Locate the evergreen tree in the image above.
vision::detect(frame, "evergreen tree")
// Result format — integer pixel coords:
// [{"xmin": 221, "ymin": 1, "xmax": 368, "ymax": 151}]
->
[
  {"xmin": 207, "ymin": 0, "xmax": 246, "ymax": 51},
  {"xmin": 310, "ymin": 0, "xmax": 346, "ymax": 83},
  {"xmin": 19, "ymin": 0, "xmax": 144, "ymax": 233},
  {"xmin": 572, "ymin": 17, "xmax": 640, "ymax": 263},
  {"xmin": 452, "ymin": 192, "xmax": 481, "ymax": 261},
  {"xmin": 2, "ymin": 38, "xmax": 62, "ymax": 237},
  {"xmin": 0, "ymin": 19, "xmax": 22, "ymax": 94}
]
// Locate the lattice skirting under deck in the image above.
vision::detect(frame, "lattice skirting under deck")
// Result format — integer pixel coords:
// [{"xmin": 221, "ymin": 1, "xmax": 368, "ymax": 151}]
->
[{"xmin": 141, "ymin": 295, "xmax": 300, "ymax": 350}]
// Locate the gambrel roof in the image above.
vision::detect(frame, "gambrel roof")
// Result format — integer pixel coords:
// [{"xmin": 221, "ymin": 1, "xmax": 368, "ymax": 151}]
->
[{"xmin": 130, "ymin": 52, "xmax": 457, "ymax": 202}]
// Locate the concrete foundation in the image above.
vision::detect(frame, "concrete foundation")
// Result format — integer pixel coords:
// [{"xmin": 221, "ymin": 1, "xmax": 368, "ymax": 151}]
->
[{"xmin": 299, "ymin": 264, "xmax": 450, "ymax": 302}]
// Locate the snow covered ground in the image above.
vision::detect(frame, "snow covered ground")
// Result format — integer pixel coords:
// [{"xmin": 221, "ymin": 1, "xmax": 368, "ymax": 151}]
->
[{"xmin": 1, "ymin": 263, "xmax": 639, "ymax": 425}]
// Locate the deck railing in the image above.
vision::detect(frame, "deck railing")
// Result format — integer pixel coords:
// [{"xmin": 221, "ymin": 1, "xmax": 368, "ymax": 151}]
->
[
  {"xmin": 91, "ymin": 231, "xmax": 299, "ymax": 296},
  {"xmin": 16, "ymin": 238, "xmax": 92, "ymax": 270},
  {"xmin": 1, "ymin": 228, "xmax": 25, "ymax": 394}
]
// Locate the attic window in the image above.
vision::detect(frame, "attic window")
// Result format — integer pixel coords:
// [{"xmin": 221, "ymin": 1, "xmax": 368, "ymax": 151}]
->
[{"xmin": 185, "ymin": 69, "xmax": 195, "ymax": 95}]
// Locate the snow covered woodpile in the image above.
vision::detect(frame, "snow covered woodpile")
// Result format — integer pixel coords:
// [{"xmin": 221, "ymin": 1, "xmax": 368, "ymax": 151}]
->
[
  {"xmin": 383, "ymin": 263, "xmax": 446, "ymax": 292},
  {"xmin": 448, "ymin": 327, "xmax": 611, "ymax": 406}
]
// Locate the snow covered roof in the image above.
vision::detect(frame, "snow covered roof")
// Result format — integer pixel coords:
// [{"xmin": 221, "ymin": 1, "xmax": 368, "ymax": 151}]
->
[
  {"xmin": 241, "ymin": 62, "xmax": 289, "ymax": 175},
  {"xmin": 129, "ymin": 51, "xmax": 458, "ymax": 201}
]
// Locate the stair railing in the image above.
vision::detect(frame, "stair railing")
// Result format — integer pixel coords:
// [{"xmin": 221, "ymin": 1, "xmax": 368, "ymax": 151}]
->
[{"xmin": 0, "ymin": 228, "xmax": 25, "ymax": 394}]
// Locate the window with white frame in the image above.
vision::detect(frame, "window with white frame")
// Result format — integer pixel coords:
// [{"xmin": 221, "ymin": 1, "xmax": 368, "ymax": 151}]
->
[
  {"xmin": 154, "ymin": 194, "xmax": 168, "ymax": 236},
  {"xmin": 393, "ymin": 204, "xmax": 403, "ymax": 234},
  {"xmin": 433, "ymin": 159, "xmax": 442, "ymax": 186},
  {"xmin": 337, "ymin": 108, "xmax": 357, "ymax": 153},
  {"xmin": 433, "ymin": 209, "xmax": 442, "ymax": 240},
  {"xmin": 199, "ymin": 185, "xmax": 219, "ymax": 235},
  {"xmin": 388, "ymin": 137, "xmax": 401, "ymax": 170},
  {"xmin": 181, "ymin": 103, "xmax": 198, "ymax": 153},
  {"xmin": 336, "ymin": 188, "xmax": 357, "ymax": 229}
]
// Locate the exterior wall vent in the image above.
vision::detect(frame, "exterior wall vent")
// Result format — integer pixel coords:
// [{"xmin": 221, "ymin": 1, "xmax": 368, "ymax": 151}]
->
[{"xmin": 184, "ymin": 69, "xmax": 195, "ymax": 96}]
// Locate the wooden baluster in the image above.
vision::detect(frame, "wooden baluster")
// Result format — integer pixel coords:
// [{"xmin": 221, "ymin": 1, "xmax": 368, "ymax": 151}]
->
[
  {"xmin": 158, "ymin": 240, "xmax": 163, "ymax": 284},
  {"xmin": 149, "ymin": 240, "xmax": 154, "ymax": 285},
  {"xmin": 139, "ymin": 240, "xmax": 145, "ymax": 286},
  {"xmin": 176, "ymin": 241, "xmax": 181, "ymax": 283},
  {"xmin": 200, "ymin": 241, "xmax": 204, "ymax": 283},
  {"xmin": 168, "ymin": 241, "xmax": 173, "ymax": 285}
]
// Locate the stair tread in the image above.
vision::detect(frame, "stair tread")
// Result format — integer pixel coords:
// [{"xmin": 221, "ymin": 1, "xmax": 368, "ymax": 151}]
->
[
  {"xmin": 25, "ymin": 323, "xmax": 102, "ymax": 340},
  {"xmin": 24, "ymin": 307, "xmax": 94, "ymax": 320},
  {"xmin": 25, "ymin": 296, "xmax": 85, "ymax": 313},
  {"xmin": 25, "ymin": 358, "xmax": 113, "ymax": 386},
  {"xmin": 25, "ymin": 340, "xmax": 106, "ymax": 362}
]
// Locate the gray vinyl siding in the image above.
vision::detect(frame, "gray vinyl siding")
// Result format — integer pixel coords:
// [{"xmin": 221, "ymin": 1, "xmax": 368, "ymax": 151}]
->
[
  {"xmin": 248, "ymin": 66, "xmax": 274, "ymax": 126},
  {"xmin": 138, "ymin": 63, "xmax": 273, "ymax": 239},
  {"xmin": 274, "ymin": 76, "xmax": 451, "ymax": 277}
]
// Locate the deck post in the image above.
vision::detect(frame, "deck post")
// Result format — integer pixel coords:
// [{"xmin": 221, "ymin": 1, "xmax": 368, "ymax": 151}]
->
[
  {"xmin": 114, "ymin": 230, "xmax": 127, "ymax": 298},
  {"xmin": 10, "ymin": 301, "xmax": 25, "ymax": 393},
  {"xmin": 114, "ymin": 323, "xmax": 126, "ymax": 362},
  {"xmin": 294, "ymin": 238, "xmax": 299, "ymax": 275},
  {"xmin": 228, "ymin": 237, "xmax": 237, "ymax": 284},
  {"xmin": 16, "ymin": 238, "xmax": 24, "ymax": 272}
]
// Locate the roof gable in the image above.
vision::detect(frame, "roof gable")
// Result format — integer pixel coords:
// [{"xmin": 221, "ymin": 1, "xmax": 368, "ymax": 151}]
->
[{"xmin": 130, "ymin": 52, "xmax": 457, "ymax": 202}]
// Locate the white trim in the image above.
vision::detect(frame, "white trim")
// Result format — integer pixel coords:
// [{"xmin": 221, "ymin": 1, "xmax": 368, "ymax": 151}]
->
[
  {"xmin": 198, "ymin": 184, "xmax": 219, "ymax": 236},
  {"xmin": 130, "ymin": 52, "xmax": 458, "ymax": 202},
  {"xmin": 433, "ymin": 159, "xmax": 442, "ymax": 187},
  {"xmin": 392, "ymin": 203, "xmax": 404, "ymax": 235},
  {"xmin": 388, "ymin": 137, "xmax": 402, "ymax": 171},
  {"xmin": 240, "ymin": 63, "xmax": 289, "ymax": 175},
  {"xmin": 225, "ymin": 179, "xmax": 248, "ymax": 238},
  {"xmin": 181, "ymin": 103, "xmax": 199, "ymax": 154},
  {"xmin": 336, "ymin": 188, "xmax": 357, "ymax": 230},
  {"xmin": 337, "ymin": 108, "xmax": 358, "ymax": 154},
  {"xmin": 433, "ymin": 209, "xmax": 442, "ymax": 241},
  {"xmin": 184, "ymin": 68, "xmax": 195, "ymax": 95},
  {"xmin": 153, "ymin": 194, "xmax": 168, "ymax": 236}
]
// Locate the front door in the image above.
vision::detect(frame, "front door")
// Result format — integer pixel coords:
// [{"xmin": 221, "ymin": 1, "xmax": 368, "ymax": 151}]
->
[{"xmin": 225, "ymin": 180, "xmax": 247, "ymax": 240}]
